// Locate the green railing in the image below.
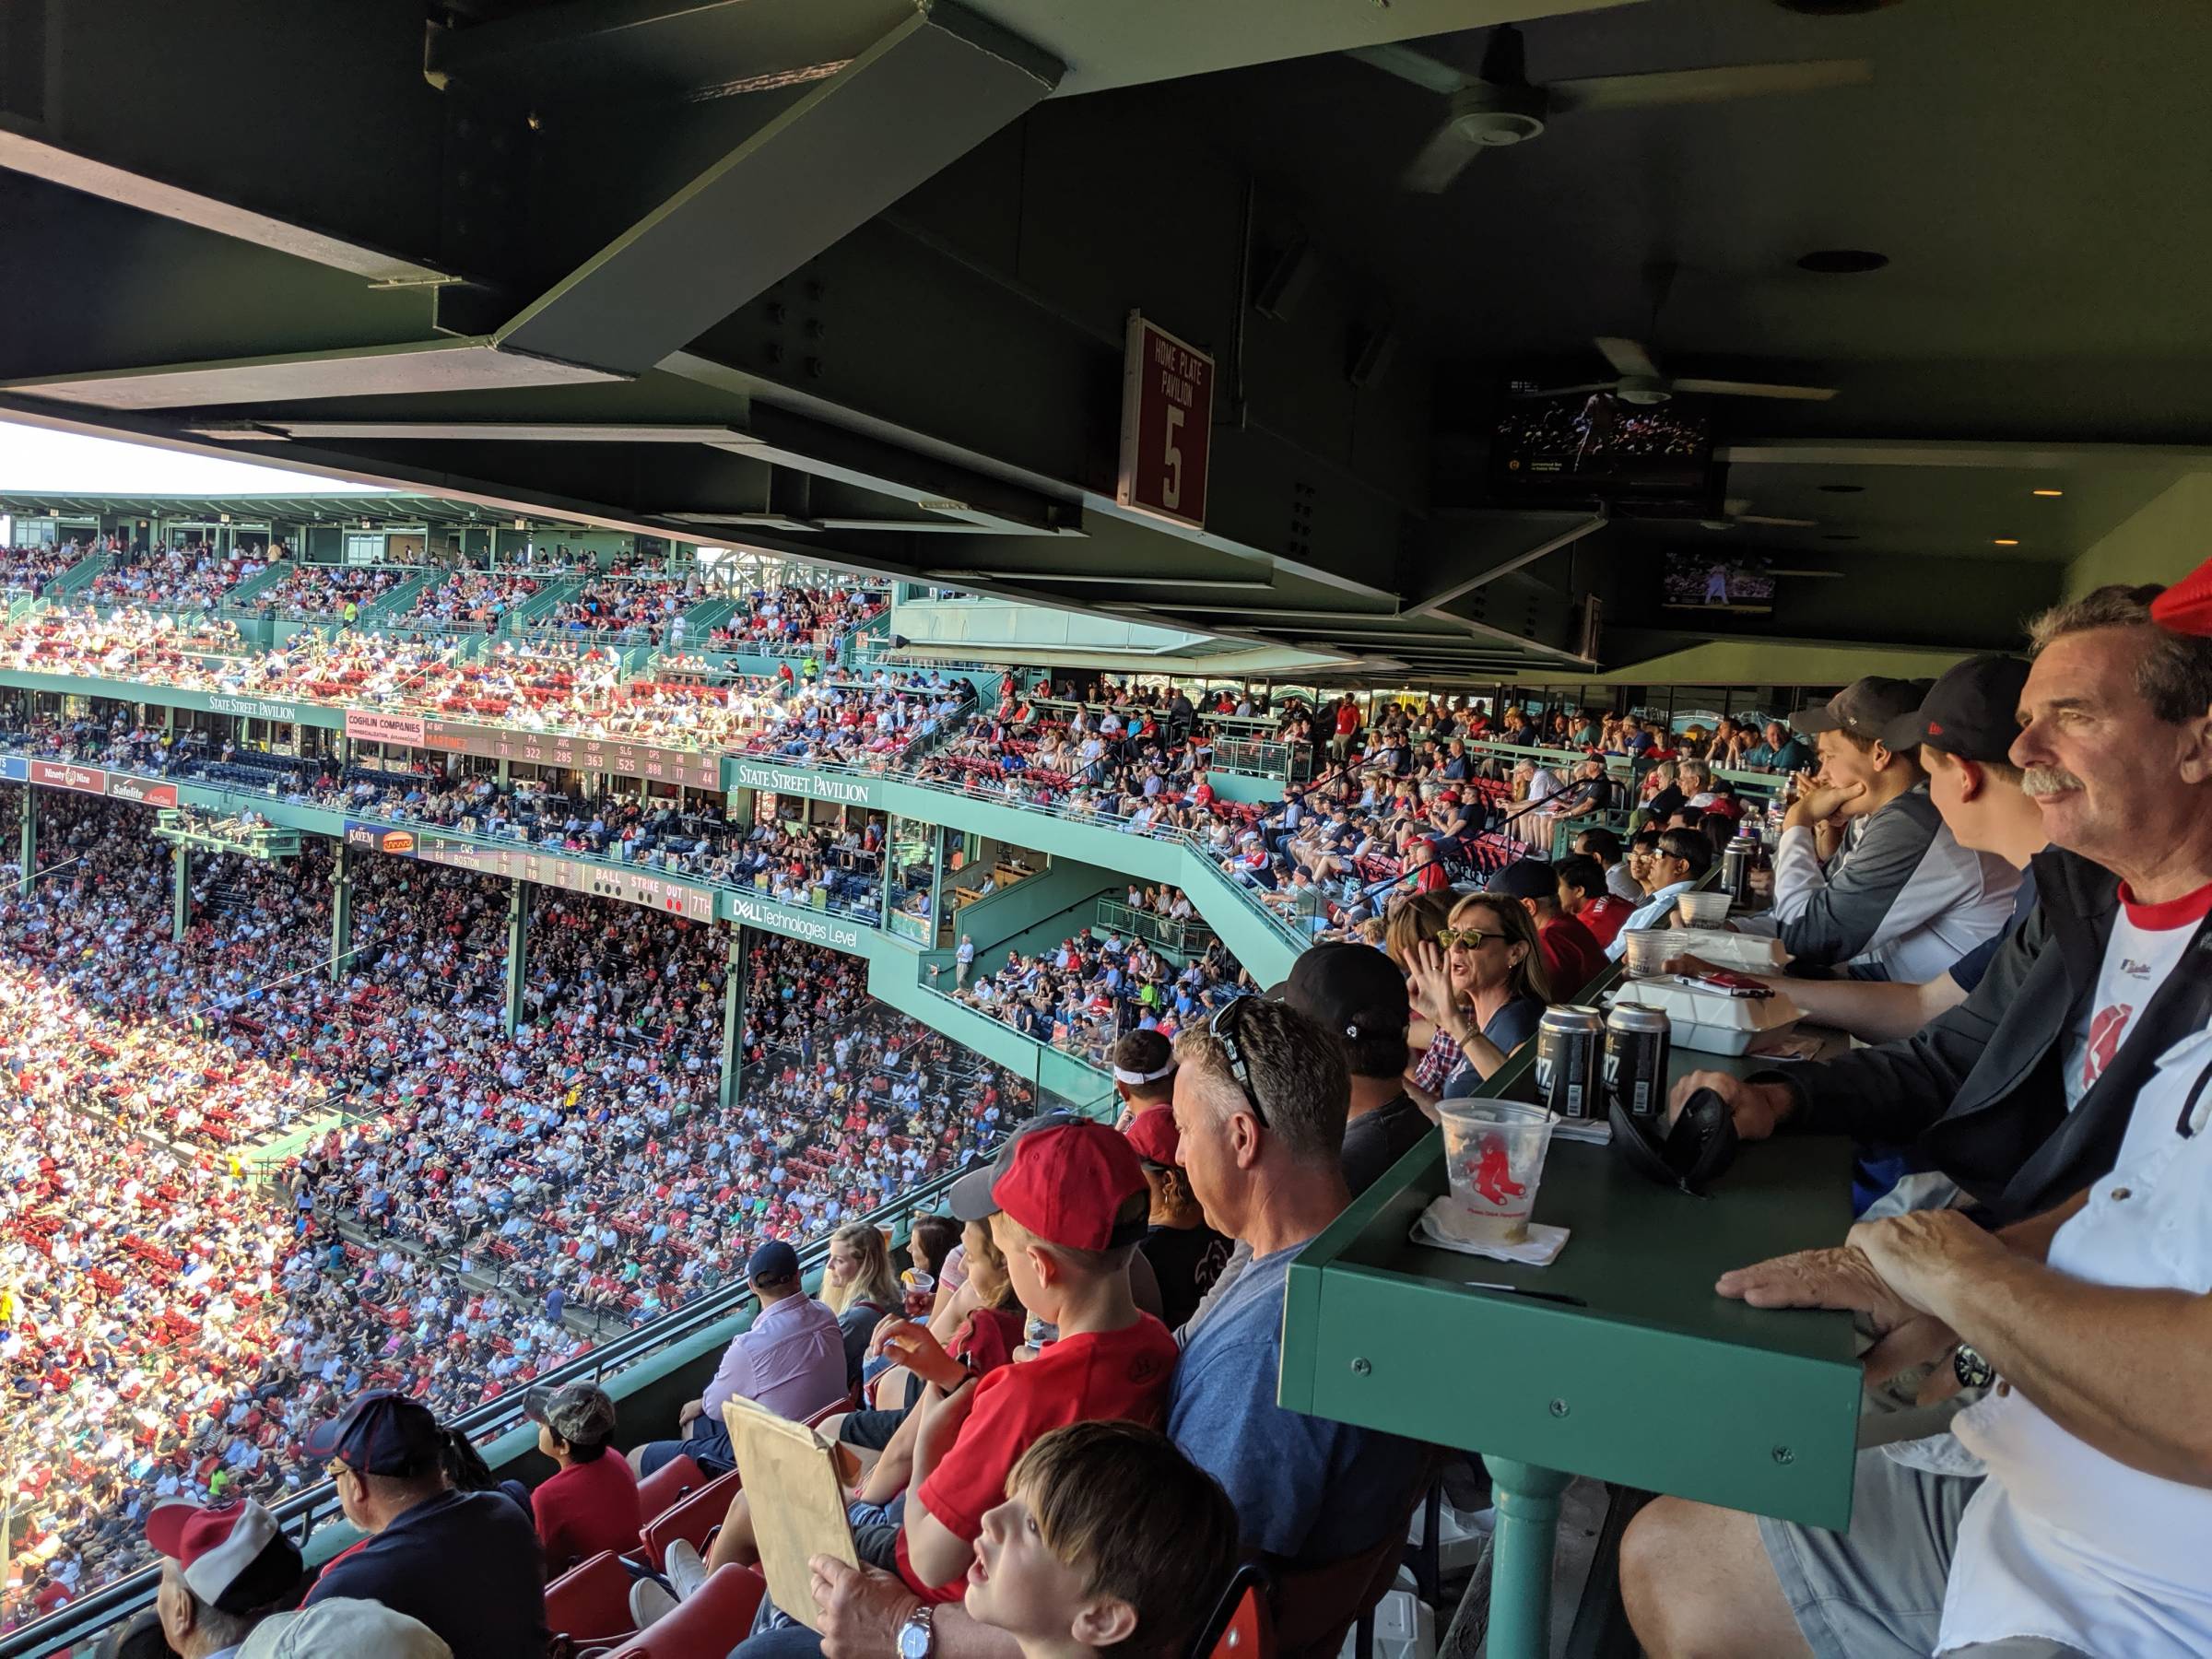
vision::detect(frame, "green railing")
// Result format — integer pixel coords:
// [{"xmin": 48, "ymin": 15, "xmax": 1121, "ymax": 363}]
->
[{"xmin": 1096, "ymin": 897, "xmax": 1214, "ymax": 956}]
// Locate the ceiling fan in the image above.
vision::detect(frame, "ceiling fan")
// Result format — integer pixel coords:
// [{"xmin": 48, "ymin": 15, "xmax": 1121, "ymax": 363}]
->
[
  {"xmin": 1349, "ymin": 25, "xmax": 1872, "ymax": 193},
  {"xmin": 1519, "ymin": 335, "xmax": 1838, "ymax": 404}
]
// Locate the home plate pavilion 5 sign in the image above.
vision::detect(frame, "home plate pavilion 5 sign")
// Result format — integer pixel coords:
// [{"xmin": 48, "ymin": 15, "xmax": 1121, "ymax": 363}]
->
[{"xmin": 1118, "ymin": 312, "xmax": 1216, "ymax": 530}]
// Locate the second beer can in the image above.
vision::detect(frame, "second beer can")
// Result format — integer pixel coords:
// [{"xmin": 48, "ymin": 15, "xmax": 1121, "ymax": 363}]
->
[
  {"xmin": 1605, "ymin": 1002, "xmax": 1672, "ymax": 1121},
  {"xmin": 1535, "ymin": 1005, "xmax": 1605, "ymax": 1119}
]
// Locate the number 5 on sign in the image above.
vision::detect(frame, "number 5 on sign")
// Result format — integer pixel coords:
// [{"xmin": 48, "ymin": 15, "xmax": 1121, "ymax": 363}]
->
[
  {"xmin": 1117, "ymin": 312, "xmax": 1215, "ymax": 530},
  {"xmin": 1162, "ymin": 406, "xmax": 1184, "ymax": 511}
]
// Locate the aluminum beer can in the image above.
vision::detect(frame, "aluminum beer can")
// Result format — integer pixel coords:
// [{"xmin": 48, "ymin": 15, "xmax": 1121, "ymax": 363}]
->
[
  {"xmin": 1604, "ymin": 1002, "xmax": 1672, "ymax": 1121},
  {"xmin": 1535, "ymin": 1005, "xmax": 1605, "ymax": 1119}
]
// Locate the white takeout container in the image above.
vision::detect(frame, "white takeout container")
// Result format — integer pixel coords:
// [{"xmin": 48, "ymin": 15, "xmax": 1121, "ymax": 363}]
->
[
  {"xmin": 1608, "ymin": 977, "xmax": 1803, "ymax": 1056},
  {"xmin": 1671, "ymin": 931, "xmax": 1791, "ymax": 974}
]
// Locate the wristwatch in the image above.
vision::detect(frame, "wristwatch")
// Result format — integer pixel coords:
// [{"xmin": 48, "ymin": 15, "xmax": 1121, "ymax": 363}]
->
[
  {"xmin": 1952, "ymin": 1343, "xmax": 1996, "ymax": 1393},
  {"xmin": 898, "ymin": 1603, "xmax": 935, "ymax": 1659}
]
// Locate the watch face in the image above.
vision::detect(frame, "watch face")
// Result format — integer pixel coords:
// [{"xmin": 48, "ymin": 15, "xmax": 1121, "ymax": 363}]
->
[{"xmin": 899, "ymin": 1618, "xmax": 933, "ymax": 1659}]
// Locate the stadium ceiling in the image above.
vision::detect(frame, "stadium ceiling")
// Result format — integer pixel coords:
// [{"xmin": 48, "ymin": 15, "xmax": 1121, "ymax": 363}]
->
[{"xmin": 1, "ymin": 0, "xmax": 2208, "ymax": 678}]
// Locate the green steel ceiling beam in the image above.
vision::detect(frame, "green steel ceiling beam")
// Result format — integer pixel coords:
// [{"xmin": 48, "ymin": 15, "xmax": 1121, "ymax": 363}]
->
[{"xmin": 494, "ymin": 4, "xmax": 1061, "ymax": 376}]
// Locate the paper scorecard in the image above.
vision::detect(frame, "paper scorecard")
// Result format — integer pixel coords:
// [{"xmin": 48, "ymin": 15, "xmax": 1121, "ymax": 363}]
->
[{"xmin": 722, "ymin": 1395, "xmax": 859, "ymax": 1631}]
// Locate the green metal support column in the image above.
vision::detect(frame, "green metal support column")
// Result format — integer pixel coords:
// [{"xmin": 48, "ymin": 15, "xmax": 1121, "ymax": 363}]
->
[
  {"xmin": 719, "ymin": 925, "xmax": 747, "ymax": 1111},
  {"xmin": 1480, "ymin": 1456, "xmax": 1575, "ymax": 1659},
  {"xmin": 504, "ymin": 877, "xmax": 530, "ymax": 1034},
  {"xmin": 17, "ymin": 788, "xmax": 32, "ymax": 897},
  {"xmin": 171, "ymin": 842, "xmax": 190, "ymax": 943},
  {"xmin": 328, "ymin": 839, "xmax": 353, "ymax": 982}
]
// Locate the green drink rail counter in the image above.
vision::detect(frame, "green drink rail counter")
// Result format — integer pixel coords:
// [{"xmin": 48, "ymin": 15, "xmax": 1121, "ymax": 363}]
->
[{"xmin": 1279, "ymin": 1045, "xmax": 1862, "ymax": 1659}]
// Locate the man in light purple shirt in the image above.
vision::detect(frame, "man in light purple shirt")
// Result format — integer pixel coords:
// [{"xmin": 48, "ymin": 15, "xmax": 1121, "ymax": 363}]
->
[{"xmin": 629, "ymin": 1240, "xmax": 848, "ymax": 1477}]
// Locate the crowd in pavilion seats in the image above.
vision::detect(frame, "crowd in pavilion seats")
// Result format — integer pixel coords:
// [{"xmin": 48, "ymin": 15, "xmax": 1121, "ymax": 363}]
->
[
  {"xmin": 0, "ymin": 546, "xmax": 87, "ymax": 597},
  {"xmin": 82, "ymin": 543, "xmax": 276, "ymax": 612},
  {"xmin": 385, "ymin": 568, "xmax": 546, "ymax": 630},
  {"xmin": 945, "ymin": 922, "xmax": 1249, "ymax": 1068},
  {"xmin": 253, "ymin": 561, "xmax": 417, "ymax": 623},
  {"xmin": 539, "ymin": 570, "xmax": 705, "ymax": 641},
  {"xmin": 702, "ymin": 582, "xmax": 888, "ymax": 659}
]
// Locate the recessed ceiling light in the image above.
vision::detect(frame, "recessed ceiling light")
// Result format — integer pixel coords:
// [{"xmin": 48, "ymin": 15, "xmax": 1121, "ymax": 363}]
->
[
  {"xmin": 1993, "ymin": 538, "xmax": 2020, "ymax": 547},
  {"xmin": 1797, "ymin": 250, "xmax": 1890, "ymax": 275},
  {"xmin": 1818, "ymin": 484, "xmax": 1865, "ymax": 494},
  {"xmin": 2031, "ymin": 488, "xmax": 2065, "ymax": 498}
]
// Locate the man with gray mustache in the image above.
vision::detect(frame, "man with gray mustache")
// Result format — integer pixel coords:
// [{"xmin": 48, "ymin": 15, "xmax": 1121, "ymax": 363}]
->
[{"xmin": 1675, "ymin": 581, "xmax": 2212, "ymax": 1227}]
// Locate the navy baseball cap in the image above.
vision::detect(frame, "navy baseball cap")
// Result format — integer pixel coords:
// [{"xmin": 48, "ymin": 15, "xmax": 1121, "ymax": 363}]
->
[
  {"xmin": 304, "ymin": 1391, "xmax": 442, "ymax": 1477},
  {"xmin": 747, "ymin": 1240, "xmax": 800, "ymax": 1284},
  {"xmin": 1878, "ymin": 654, "xmax": 2030, "ymax": 765},
  {"xmin": 1484, "ymin": 860, "xmax": 1558, "ymax": 902}
]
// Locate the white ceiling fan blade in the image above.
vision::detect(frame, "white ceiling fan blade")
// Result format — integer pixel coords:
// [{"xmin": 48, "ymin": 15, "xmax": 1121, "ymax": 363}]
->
[
  {"xmin": 1547, "ymin": 58, "xmax": 1872, "ymax": 115},
  {"xmin": 1345, "ymin": 42, "xmax": 1471, "ymax": 98},
  {"xmin": 1671, "ymin": 377, "xmax": 1837, "ymax": 401},
  {"xmin": 1401, "ymin": 122, "xmax": 1483, "ymax": 193},
  {"xmin": 1512, "ymin": 381, "xmax": 1618, "ymax": 399},
  {"xmin": 1594, "ymin": 336, "xmax": 1660, "ymax": 378}
]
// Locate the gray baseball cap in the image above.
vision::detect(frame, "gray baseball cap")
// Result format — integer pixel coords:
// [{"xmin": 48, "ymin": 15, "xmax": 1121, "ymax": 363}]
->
[{"xmin": 1792, "ymin": 677, "xmax": 1932, "ymax": 740}]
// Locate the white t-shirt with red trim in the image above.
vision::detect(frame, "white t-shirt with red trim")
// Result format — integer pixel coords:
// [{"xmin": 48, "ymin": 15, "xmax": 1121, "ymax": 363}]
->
[{"xmin": 2061, "ymin": 880, "xmax": 2212, "ymax": 1110}]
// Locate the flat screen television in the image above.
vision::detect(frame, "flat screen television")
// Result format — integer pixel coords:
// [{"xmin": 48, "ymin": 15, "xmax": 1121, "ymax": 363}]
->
[
  {"xmin": 1662, "ymin": 549, "xmax": 1777, "ymax": 613},
  {"xmin": 1488, "ymin": 389, "xmax": 1721, "ymax": 512}
]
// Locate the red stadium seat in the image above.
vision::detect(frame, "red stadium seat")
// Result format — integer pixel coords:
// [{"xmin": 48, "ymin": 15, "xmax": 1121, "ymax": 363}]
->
[
  {"xmin": 594, "ymin": 1565, "xmax": 768, "ymax": 1659},
  {"xmin": 545, "ymin": 1550, "xmax": 638, "ymax": 1648},
  {"xmin": 1192, "ymin": 1563, "xmax": 1274, "ymax": 1659},
  {"xmin": 633, "ymin": 1453, "xmax": 708, "ymax": 1522},
  {"xmin": 638, "ymin": 1468, "xmax": 741, "ymax": 1571}
]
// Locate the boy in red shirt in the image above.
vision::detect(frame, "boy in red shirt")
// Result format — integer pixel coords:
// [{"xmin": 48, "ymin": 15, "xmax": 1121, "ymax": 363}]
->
[{"xmin": 701, "ymin": 1113, "xmax": 1177, "ymax": 1642}]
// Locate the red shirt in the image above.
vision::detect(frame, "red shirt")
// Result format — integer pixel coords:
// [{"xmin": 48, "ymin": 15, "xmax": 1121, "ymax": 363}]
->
[
  {"xmin": 533, "ymin": 1451, "xmax": 644, "ymax": 1572},
  {"xmin": 1536, "ymin": 913, "xmax": 1608, "ymax": 1000},
  {"xmin": 898, "ymin": 1314, "xmax": 1179, "ymax": 1601},
  {"xmin": 1575, "ymin": 895, "xmax": 1635, "ymax": 950}
]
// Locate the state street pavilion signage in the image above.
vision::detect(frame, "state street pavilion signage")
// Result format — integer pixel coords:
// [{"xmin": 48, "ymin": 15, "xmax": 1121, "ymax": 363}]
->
[
  {"xmin": 343, "ymin": 709, "xmax": 721, "ymax": 792},
  {"xmin": 725, "ymin": 892, "xmax": 866, "ymax": 953},
  {"xmin": 344, "ymin": 821, "xmax": 715, "ymax": 922},
  {"xmin": 209, "ymin": 695, "xmax": 308, "ymax": 724},
  {"xmin": 730, "ymin": 759, "xmax": 879, "ymax": 808}
]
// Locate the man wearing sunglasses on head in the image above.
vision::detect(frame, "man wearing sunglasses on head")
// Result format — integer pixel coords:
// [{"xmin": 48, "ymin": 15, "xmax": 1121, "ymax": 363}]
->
[{"xmin": 1604, "ymin": 828, "xmax": 1716, "ymax": 960}]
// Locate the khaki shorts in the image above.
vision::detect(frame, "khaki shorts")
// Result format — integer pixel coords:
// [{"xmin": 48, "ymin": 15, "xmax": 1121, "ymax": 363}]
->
[{"xmin": 1757, "ymin": 1449, "xmax": 2088, "ymax": 1659}]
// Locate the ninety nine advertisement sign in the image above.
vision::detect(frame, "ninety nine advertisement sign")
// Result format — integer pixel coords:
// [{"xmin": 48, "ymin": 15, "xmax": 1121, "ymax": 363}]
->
[
  {"xmin": 726, "ymin": 893, "xmax": 865, "ymax": 954},
  {"xmin": 1116, "ymin": 312, "xmax": 1215, "ymax": 530},
  {"xmin": 730, "ymin": 759, "xmax": 878, "ymax": 808},
  {"xmin": 29, "ymin": 761, "xmax": 106, "ymax": 795},
  {"xmin": 344, "ymin": 821, "xmax": 715, "ymax": 922}
]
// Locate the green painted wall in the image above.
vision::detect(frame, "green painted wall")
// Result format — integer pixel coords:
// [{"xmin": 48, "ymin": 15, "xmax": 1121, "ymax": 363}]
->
[{"xmin": 2063, "ymin": 473, "xmax": 2212, "ymax": 596}]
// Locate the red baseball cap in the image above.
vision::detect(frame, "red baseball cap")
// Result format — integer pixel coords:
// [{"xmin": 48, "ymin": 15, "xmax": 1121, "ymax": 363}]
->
[
  {"xmin": 2151, "ymin": 558, "xmax": 2212, "ymax": 636},
  {"xmin": 146, "ymin": 1498, "xmax": 301, "ymax": 1614},
  {"xmin": 1122, "ymin": 1105, "xmax": 1182, "ymax": 1169},
  {"xmin": 947, "ymin": 1113, "xmax": 1148, "ymax": 1251}
]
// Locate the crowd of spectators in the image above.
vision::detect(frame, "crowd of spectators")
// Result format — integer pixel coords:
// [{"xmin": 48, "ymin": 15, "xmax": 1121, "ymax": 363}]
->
[
  {"xmin": 702, "ymin": 582, "xmax": 888, "ymax": 660},
  {"xmin": 254, "ymin": 562, "xmax": 417, "ymax": 624},
  {"xmin": 0, "ymin": 545, "xmax": 89, "ymax": 598},
  {"xmin": 944, "ymin": 926, "xmax": 1250, "ymax": 1066},
  {"xmin": 539, "ymin": 571, "xmax": 702, "ymax": 641},
  {"xmin": 385, "ymin": 568, "xmax": 545, "ymax": 630},
  {"xmin": 82, "ymin": 543, "xmax": 276, "ymax": 612}
]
